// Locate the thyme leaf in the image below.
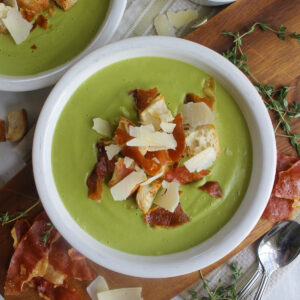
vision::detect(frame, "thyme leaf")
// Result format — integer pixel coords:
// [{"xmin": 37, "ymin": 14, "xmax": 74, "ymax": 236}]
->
[{"xmin": 41, "ymin": 222, "xmax": 54, "ymax": 244}]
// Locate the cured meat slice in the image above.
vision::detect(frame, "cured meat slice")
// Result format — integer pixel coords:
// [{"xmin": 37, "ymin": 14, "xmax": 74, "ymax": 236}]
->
[
  {"xmin": 144, "ymin": 204, "xmax": 190, "ymax": 227},
  {"xmin": 48, "ymin": 237, "xmax": 96, "ymax": 281},
  {"xmin": 129, "ymin": 88, "xmax": 158, "ymax": 113},
  {"xmin": 108, "ymin": 157, "xmax": 135, "ymax": 187},
  {"xmin": 86, "ymin": 140, "xmax": 116, "ymax": 201},
  {"xmin": 168, "ymin": 114, "xmax": 185, "ymax": 162},
  {"xmin": 262, "ymin": 193, "xmax": 294, "ymax": 222},
  {"xmin": 114, "ymin": 117, "xmax": 135, "ymax": 146},
  {"xmin": 274, "ymin": 160, "xmax": 300, "ymax": 202},
  {"xmin": 30, "ymin": 277, "xmax": 82, "ymax": 300},
  {"xmin": 163, "ymin": 166, "xmax": 210, "ymax": 184},
  {"xmin": 199, "ymin": 181, "xmax": 222, "ymax": 198},
  {"xmin": 11, "ymin": 219, "xmax": 31, "ymax": 249},
  {"xmin": 5, "ymin": 212, "xmax": 57, "ymax": 295}
]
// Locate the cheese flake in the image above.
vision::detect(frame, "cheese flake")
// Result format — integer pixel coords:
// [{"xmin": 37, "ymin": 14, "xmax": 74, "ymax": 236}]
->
[
  {"xmin": 87, "ymin": 276, "xmax": 109, "ymax": 300},
  {"xmin": 124, "ymin": 156, "xmax": 134, "ymax": 168},
  {"xmin": 155, "ymin": 181, "xmax": 180, "ymax": 212},
  {"xmin": 2, "ymin": 7, "xmax": 32, "ymax": 44},
  {"xmin": 154, "ymin": 14, "xmax": 175, "ymax": 36},
  {"xmin": 97, "ymin": 287, "xmax": 143, "ymax": 300},
  {"xmin": 105, "ymin": 144, "xmax": 121, "ymax": 160},
  {"xmin": 160, "ymin": 121, "xmax": 176, "ymax": 133},
  {"xmin": 167, "ymin": 9, "xmax": 198, "ymax": 29},
  {"xmin": 181, "ymin": 102, "xmax": 214, "ymax": 128},
  {"xmin": 140, "ymin": 171, "xmax": 164, "ymax": 186},
  {"xmin": 110, "ymin": 170, "xmax": 147, "ymax": 201},
  {"xmin": 92, "ymin": 118, "xmax": 112, "ymax": 137},
  {"xmin": 184, "ymin": 147, "xmax": 217, "ymax": 173}
]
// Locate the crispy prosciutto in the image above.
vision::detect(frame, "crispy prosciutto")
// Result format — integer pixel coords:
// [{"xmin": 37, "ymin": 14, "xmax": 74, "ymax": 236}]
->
[
  {"xmin": 86, "ymin": 140, "xmax": 116, "ymax": 201},
  {"xmin": 163, "ymin": 166, "xmax": 210, "ymax": 184},
  {"xmin": 168, "ymin": 114, "xmax": 185, "ymax": 162},
  {"xmin": 184, "ymin": 93, "xmax": 214, "ymax": 110},
  {"xmin": 199, "ymin": 181, "xmax": 223, "ymax": 198},
  {"xmin": 129, "ymin": 88, "xmax": 158, "ymax": 113},
  {"xmin": 30, "ymin": 277, "xmax": 82, "ymax": 300},
  {"xmin": 5, "ymin": 212, "xmax": 58, "ymax": 295},
  {"xmin": 48, "ymin": 237, "xmax": 96, "ymax": 281},
  {"xmin": 108, "ymin": 157, "xmax": 135, "ymax": 187},
  {"xmin": 114, "ymin": 117, "xmax": 135, "ymax": 146},
  {"xmin": 144, "ymin": 204, "xmax": 190, "ymax": 227},
  {"xmin": 274, "ymin": 160, "xmax": 300, "ymax": 202},
  {"xmin": 11, "ymin": 219, "xmax": 31, "ymax": 249}
]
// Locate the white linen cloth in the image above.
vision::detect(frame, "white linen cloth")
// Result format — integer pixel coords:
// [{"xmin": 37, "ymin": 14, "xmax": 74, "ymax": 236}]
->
[{"xmin": 0, "ymin": 1, "xmax": 299, "ymax": 299}]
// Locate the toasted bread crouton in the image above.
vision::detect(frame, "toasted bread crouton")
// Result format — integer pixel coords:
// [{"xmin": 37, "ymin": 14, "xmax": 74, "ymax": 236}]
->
[
  {"xmin": 136, "ymin": 179, "xmax": 162, "ymax": 214},
  {"xmin": 185, "ymin": 124, "xmax": 220, "ymax": 157},
  {"xmin": 0, "ymin": 20, "xmax": 8, "ymax": 33},
  {"xmin": 17, "ymin": 0, "xmax": 50, "ymax": 15},
  {"xmin": 0, "ymin": 120, "xmax": 6, "ymax": 142},
  {"xmin": 54, "ymin": 0, "xmax": 77, "ymax": 11},
  {"xmin": 7, "ymin": 109, "xmax": 27, "ymax": 142},
  {"xmin": 0, "ymin": 3, "xmax": 9, "ymax": 33}
]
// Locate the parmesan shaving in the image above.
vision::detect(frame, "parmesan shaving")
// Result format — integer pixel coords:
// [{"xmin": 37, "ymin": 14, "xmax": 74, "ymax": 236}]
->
[
  {"xmin": 154, "ymin": 14, "xmax": 175, "ymax": 36},
  {"xmin": 124, "ymin": 156, "xmax": 134, "ymax": 168},
  {"xmin": 92, "ymin": 118, "xmax": 112, "ymax": 137},
  {"xmin": 87, "ymin": 276, "xmax": 109, "ymax": 300},
  {"xmin": 105, "ymin": 144, "xmax": 121, "ymax": 160},
  {"xmin": 184, "ymin": 147, "xmax": 216, "ymax": 173},
  {"xmin": 97, "ymin": 287, "xmax": 143, "ymax": 300},
  {"xmin": 160, "ymin": 121, "xmax": 176, "ymax": 133},
  {"xmin": 155, "ymin": 181, "xmax": 180, "ymax": 212},
  {"xmin": 181, "ymin": 102, "xmax": 214, "ymax": 128},
  {"xmin": 2, "ymin": 7, "xmax": 32, "ymax": 44},
  {"xmin": 110, "ymin": 170, "xmax": 147, "ymax": 201},
  {"xmin": 167, "ymin": 9, "xmax": 198, "ymax": 29},
  {"xmin": 140, "ymin": 171, "xmax": 164, "ymax": 186}
]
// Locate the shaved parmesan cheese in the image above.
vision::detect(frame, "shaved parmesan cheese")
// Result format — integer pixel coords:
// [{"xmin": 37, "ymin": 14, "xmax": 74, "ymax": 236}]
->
[
  {"xmin": 140, "ymin": 171, "xmax": 164, "ymax": 186},
  {"xmin": 181, "ymin": 102, "xmax": 214, "ymax": 128},
  {"xmin": 97, "ymin": 287, "xmax": 143, "ymax": 300},
  {"xmin": 2, "ymin": 8, "xmax": 32, "ymax": 44},
  {"xmin": 138, "ymin": 146, "xmax": 148, "ymax": 155},
  {"xmin": 124, "ymin": 156, "xmax": 134, "ymax": 168},
  {"xmin": 184, "ymin": 147, "xmax": 217, "ymax": 173},
  {"xmin": 92, "ymin": 118, "xmax": 112, "ymax": 137},
  {"xmin": 0, "ymin": 3, "xmax": 10, "ymax": 19},
  {"xmin": 105, "ymin": 144, "xmax": 121, "ymax": 160},
  {"xmin": 154, "ymin": 14, "xmax": 175, "ymax": 36},
  {"xmin": 129, "ymin": 124, "xmax": 154, "ymax": 138},
  {"xmin": 110, "ymin": 170, "xmax": 147, "ymax": 201},
  {"xmin": 87, "ymin": 276, "xmax": 109, "ymax": 300},
  {"xmin": 140, "ymin": 95, "xmax": 174, "ymax": 130},
  {"xmin": 155, "ymin": 181, "xmax": 180, "ymax": 212},
  {"xmin": 167, "ymin": 9, "xmax": 198, "ymax": 29},
  {"xmin": 160, "ymin": 122, "xmax": 176, "ymax": 133}
]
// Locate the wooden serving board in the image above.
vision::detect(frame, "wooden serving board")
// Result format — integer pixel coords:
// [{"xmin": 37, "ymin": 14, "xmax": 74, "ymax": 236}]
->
[{"xmin": 1, "ymin": 0, "xmax": 300, "ymax": 299}]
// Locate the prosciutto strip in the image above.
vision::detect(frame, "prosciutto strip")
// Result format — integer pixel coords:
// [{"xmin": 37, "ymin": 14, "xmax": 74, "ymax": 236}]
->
[
  {"xmin": 114, "ymin": 117, "xmax": 135, "ymax": 146},
  {"xmin": 11, "ymin": 219, "xmax": 31, "ymax": 249},
  {"xmin": 108, "ymin": 158, "xmax": 135, "ymax": 187},
  {"xmin": 199, "ymin": 181, "xmax": 223, "ymax": 198},
  {"xmin": 5, "ymin": 212, "xmax": 57, "ymax": 295},
  {"xmin": 168, "ymin": 114, "xmax": 185, "ymax": 162},
  {"xmin": 144, "ymin": 204, "xmax": 190, "ymax": 227},
  {"xmin": 163, "ymin": 166, "xmax": 210, "ymax": 184}
]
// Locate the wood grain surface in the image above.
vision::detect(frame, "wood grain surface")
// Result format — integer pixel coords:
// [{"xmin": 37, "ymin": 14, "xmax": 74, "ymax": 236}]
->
[{"xmin": 1, "ymin": 0, "xmax": 300, "ymax": 299}]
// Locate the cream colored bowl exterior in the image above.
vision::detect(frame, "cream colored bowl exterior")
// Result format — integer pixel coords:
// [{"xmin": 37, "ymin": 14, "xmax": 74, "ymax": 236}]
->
[
  {"xmin": 33, "ymin": 36, "xmax": 276, "ymax": 278},
  {"xmin": 0, "ymin": 0, "xmax": 126, "ymax": 92}
]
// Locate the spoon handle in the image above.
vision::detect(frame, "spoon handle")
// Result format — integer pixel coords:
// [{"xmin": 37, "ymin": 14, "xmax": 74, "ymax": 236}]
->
[
  {"xmin": 238, "ymin": 263, "xmax": 263, "ymax": 299},
  {"xmin": 253, "ymin": 272, "xmax": 271, "ymax": 300}
]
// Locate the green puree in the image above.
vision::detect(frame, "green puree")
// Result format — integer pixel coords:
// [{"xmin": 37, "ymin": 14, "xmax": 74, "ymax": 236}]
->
[
  {"xmin": 52, "ymin": 57, "xmax": 252, "ymax": 255},
  {"xmin": 0, "ymin": 0, "xmax": 109, "ymax": 76}
]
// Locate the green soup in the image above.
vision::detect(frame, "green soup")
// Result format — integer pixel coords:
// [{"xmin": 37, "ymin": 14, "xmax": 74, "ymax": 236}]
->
[
  {"xmin": 52, "ymin": 57, "xmax": 252, "ymax": 255},
  {"xmin": 0, "ymin": 0, "xmax": 109, "ymax": 76}
]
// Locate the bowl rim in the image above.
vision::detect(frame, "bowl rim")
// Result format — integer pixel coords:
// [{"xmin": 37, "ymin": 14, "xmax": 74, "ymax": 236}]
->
[
  {"xmin": 0, "ymin": 0, "xmax": 127, "ymax": 92},
  {"xmin": 33, "ymin": 36, "xmax": 276, "ymax": 278}
]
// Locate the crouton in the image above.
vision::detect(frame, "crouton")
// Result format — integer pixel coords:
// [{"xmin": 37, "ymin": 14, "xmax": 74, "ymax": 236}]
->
[
  {"xmin": 0, "ymin": 120, "xmax": 6, "ymax": 142},
  {"xmin": 17, "ymin": 0, "xmax": 50, "ymax": 16},
  {"xmin": 0, "ymin": 20, "xmax": 8, "ymax": 33},
  {"xmin": 185, "ymin": 124, "xmax": 220, "ymax": 157},
  {"xmin": 54, "ymin": 0, "xmax": 77, "ymax": 11},
  {"xmin": 7, "ymin": 109, "xmax": 27, "ymax": 142},
  {"xmin": 136, "ymin": 179, "xmax": 162, "ymax": 214},
  {"xmin": 0, "ymin": 3, "xmax": 9, "ymax": 33}
]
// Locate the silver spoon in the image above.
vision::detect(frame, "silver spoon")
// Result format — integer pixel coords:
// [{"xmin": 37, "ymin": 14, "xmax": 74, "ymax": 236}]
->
[{"xmin": 238, "ymin": 220, "xmax": 300, "ymax": 300}]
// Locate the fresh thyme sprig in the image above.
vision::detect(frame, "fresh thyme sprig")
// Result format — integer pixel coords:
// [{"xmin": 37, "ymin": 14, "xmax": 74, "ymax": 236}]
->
[
  {"xmin": 0, "ymin": 200, "xmax": 41, "ymax": 226},
  {"xmin": 188, "ymin": 263, "xmax": 242, "ymax": 300},
  {"xmin": 41, "ymin": 222, "xmax": 54, "ymax": 244},
  {"xmin": 222, "ymin": 23, "xmax": 300, "ymax": 155}
]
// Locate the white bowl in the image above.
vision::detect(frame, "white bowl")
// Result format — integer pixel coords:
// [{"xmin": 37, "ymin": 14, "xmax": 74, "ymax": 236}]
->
[
  {"xmin": 33, "ymin": 36, "xmax": 276, "ymax": 278},
  {"xmin": 190, "ymin": 0, "xmax": 236, "ymax": 6},
  {"xmin": 0, "ymin": 0, "xmax": 126, "ymax": 92}
]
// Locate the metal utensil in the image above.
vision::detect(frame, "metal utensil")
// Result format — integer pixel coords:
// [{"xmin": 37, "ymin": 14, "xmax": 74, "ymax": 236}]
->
[{"xmin": 239, "ymin": 220, "xmax": 300, "ymax": 300}]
